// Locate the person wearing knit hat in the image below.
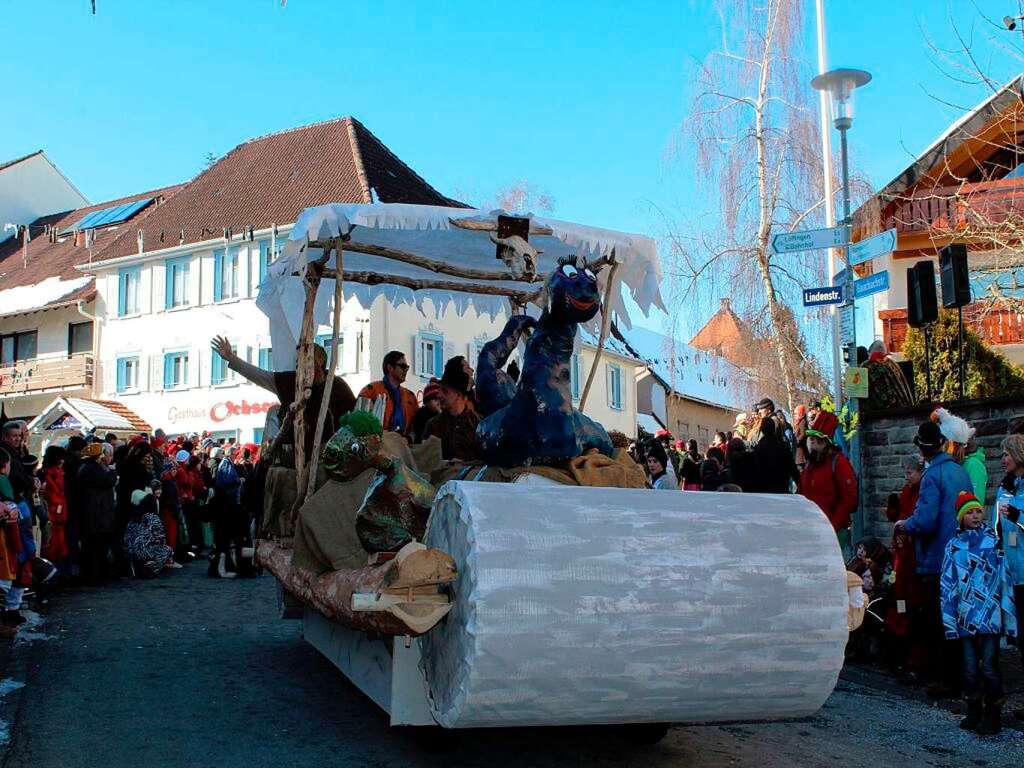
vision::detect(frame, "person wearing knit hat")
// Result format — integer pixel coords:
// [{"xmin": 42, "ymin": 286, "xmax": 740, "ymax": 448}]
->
[
  {"xmin": 408, "ymin": 379, "xmax": 443, "ymax": 445},
  {"xmin": 175, "ymin": 449, "xmax": 190, "ymax": 464},
  {"xmin": 124, "ymin": 485, "xmax": 177, "ymax": 577},
  {"xmin": 895, "ymin": 418, "xmax": 974, "ymax": 697},
  {"xmin": 799, "ymin": 407, "xmax": 857, "ymax": 557},
  {"xmin": 940, "ymin": 487, "xmax": 1016, "ymax": 733}
]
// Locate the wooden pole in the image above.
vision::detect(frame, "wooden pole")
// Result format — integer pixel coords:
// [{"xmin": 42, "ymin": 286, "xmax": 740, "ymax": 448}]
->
[
  {"xmin": 578, "ymin": 260, "xmax": 620, "ymax": 412},
  {"xmin": 305, "ymin": 238, "xmax": 345, "ymax": 502},
  {"xmin": 291, "ymin": 250, "xmax": 330, "ymax": 516}
]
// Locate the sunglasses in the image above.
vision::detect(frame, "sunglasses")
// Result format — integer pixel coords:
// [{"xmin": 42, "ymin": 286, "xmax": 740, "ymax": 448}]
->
[{"xmin": 393, "ymin": 362, "xmax": 410, "ymax": 370}]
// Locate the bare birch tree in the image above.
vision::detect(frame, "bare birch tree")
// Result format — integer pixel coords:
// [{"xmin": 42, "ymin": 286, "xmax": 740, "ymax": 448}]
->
[{"xmin": 671, "ymin": 0, "xmax": 831, "ymax": 412}]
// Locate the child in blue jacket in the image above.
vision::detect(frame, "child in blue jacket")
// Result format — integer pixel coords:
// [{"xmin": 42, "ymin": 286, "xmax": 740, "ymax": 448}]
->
[{"xmin": 941, "ymin": 491, "xmax": 1017, "ymax": 735}]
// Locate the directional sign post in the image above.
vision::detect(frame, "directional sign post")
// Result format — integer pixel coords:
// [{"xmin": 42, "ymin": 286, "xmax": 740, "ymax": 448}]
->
[
  {"xmin": 848, "ymin": 228, "xmax": 896, "ymax": 267},
  {"xmin": 771, "ymin": 225, "xmax": 847, "ymax": 255},
  {"xmin": 853, "ymin": 270, "xmax": 890, "ymax": 300},
  {"xmin": 802, "ymin": 285, "xmax": 845, "ymax": 307}
]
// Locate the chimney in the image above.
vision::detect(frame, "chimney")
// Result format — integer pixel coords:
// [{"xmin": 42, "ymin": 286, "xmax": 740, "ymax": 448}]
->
[
  {"xmin": 137, "ymin": 229, "xmax": 144, "ymax": 254},
  {"xmin": 720, "ymin": 298, "xmax": 731, "ymax": 312}
]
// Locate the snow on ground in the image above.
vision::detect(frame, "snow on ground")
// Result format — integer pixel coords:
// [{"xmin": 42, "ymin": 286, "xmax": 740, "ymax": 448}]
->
[{"xmin": 0, "ymin": 677, "xmax": 25, "ymax": 746}]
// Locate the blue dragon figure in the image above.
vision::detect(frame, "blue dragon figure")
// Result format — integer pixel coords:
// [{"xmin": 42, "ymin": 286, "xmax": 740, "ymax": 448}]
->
[{"xmin": 476, "ymin": 255, "xmax": 614, "ymax": 467}]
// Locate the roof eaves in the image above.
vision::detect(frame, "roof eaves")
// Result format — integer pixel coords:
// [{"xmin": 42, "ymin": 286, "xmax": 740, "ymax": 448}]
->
[
  {"xmin": 344, "ymin": 118, "xmax": 374, "ymax": 204},
  {"xmin": 0, "ymin": 150, "xmax": 43, "ymax": 173}
]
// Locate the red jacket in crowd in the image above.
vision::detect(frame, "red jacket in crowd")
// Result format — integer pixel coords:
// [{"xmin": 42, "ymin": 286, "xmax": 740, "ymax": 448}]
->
[
  {"xmin": 799, "ymin": 449, "xmax": 858, "ymax": 531},
  {"xmin": 41, "ymin": 465, "xmax": 69, "ymax": 562}
]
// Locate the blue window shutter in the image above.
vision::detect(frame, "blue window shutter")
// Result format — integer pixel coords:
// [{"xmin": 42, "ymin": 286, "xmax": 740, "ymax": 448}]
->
[
  {"xmin": 258, "ymin": 241, "xmax": 268, "ymax": 286},
  {"xmin": 253, "ymin": 428, "xmax": 264, "ymax": 445},
  {"xmin": 434, "ymin": 337, "xmax": 443, "ymax": 377},
  {"xmin": 117, "ymin": 270, "xmax": 127, "ymax": 316},
  {"xmin": 259, "ymin": 348, "xmax": 271, "ymax": 370},
  {"xmin": 116, "ymin": 359, "xmax": 127, "ymax": 391},
  {"xmin": 571, "ymin": 354, "xmax": 580, "ymax": 400},
  {"xmin": 213, "ymin": 249, "xmax": 223, "ymax": 302},
  {"xmin": 164, "ymin": 261, "xmax": 173, "ymax": 310},
  {"xmin": 163, "ymin": 354, "xmax": 173, "ymax": 389},
  {"xmin": 211, "ymin": 350, "xmax": 220, "ymax": 385}
]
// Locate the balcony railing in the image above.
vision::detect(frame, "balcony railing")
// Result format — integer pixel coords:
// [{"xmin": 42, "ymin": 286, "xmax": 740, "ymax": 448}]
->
[
  {"xmin": 884, "ymin": 177, "xmax": 1024, "ymax": 236},
  {"xmin": 880, "ymin": 305, "xmax": 1024, "ymax": 352},
  {"xmin": 0, "ymin": 354, "xmax": 94, "ymax": 396}
]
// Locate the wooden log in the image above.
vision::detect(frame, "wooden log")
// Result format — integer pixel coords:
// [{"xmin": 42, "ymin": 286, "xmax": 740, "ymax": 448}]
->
[
  {"xmin": 448, "ymin": 217, "xmax": 554, "ymax": 236},
  {"xmin": 321, "ymin": 268, "xmax": 543, "ymax": 303},
  {"xmin": 257, "ymin": 539, "xmax": 456, "ymax": 637},
  {"xmin": 308, "ymin": 240, "xmax": 545, "ymax": 284},
  {"xmin": 578, "ymin": 258, "xmax": 620, "ymax": 412},
  {"xmin": 305, "ymin": 238, "xmax": 345, "ymax": 504}
]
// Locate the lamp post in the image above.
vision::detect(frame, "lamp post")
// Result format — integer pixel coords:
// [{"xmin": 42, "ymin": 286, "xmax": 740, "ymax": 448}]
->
[{"xmin": 811, "ymin": 67, "xmax": 871, "ymax": 545}]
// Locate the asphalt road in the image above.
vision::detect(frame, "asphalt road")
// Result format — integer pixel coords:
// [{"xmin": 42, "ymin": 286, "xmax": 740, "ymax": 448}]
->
[{"xmin": 2, "ymin": 565, "xmax": 1022, "ymax": 768}]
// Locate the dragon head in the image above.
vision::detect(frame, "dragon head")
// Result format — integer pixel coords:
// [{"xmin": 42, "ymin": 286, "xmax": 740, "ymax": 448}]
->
[
  {"xmin": 322, "ymin": 411, "xmax": 389, "ymax": 480},
  {"xmin": 543, "ymin": 255, "xmax": 601, "ymax": 324}
]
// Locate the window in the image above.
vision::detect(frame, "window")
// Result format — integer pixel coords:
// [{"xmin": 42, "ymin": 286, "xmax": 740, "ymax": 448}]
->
[
  {"xmin": 165, "ymin": 256, "xmax": 191, "ymax": 309},
  {"xmin": 256, "ymin": 237, "xmax": 287, "ymax": 288},
  {"xmin": 698, "ymin": 425, "xmax": 711, "ymax": 446},
  {"xmin": 213, "ymin": 247, "xmax": 240, "ymax": 301},
  {"xmin": 570, "ymin": 353, "xmax": 581, "ymax": 401},
  {"xmin": 607, "ymin": 363, "xmax": 623, "ymax": 410},
  {"xmin": 212, "ymin": 341, "xmax": 242, "ymax": 385},
  {"xmin": 68, "ymin": 322, "xmax": 93, "ymax": 356},
  {"xmin": 163, "ymin": 350, "xmax": 189, "ymax": 390},
  {"xmin": 0, "ymin": 330, "xmax": 37, "ymax": 366},
  {"xmin": 117, "ymin": 266, "xmax": 141, "ymax": 316},
  {"xmin": 253, "ymin": 427, "xmax": 264, "ymax": 445},
  {"xmin": 116, "ymin": 356, "xmax": 140, "ymax": 393},
  {"xmin": 677, "ymin": 422, "xmax": 690, "ymax": 441},
  {"xmin": 416, "ymin": 332, "xmax": 443, "ymax": 378},
  {"xmin": 258, "ymin": 347, "xmax": 272, "ymax": 370},
  {"xmin": 315, "ymin": 333, "xmax": 342, "ymax": 369}
]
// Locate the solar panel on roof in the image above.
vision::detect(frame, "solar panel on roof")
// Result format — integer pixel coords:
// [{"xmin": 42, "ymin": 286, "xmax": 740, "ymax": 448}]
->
[{"xmin": 60, "ymin": 197, "xmax": 153, "ymax": 234}]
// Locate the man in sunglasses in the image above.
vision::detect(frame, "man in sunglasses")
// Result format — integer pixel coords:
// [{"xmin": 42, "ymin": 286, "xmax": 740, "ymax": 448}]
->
[{"xmin": 358, "ymin": 351, "xmax": 419, "ymax": 436}]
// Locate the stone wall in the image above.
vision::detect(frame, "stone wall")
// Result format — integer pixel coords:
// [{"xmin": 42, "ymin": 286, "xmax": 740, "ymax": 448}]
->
[{"xmin": 859, "ymin": 397, "xmax": 1024, "ymax": 540}]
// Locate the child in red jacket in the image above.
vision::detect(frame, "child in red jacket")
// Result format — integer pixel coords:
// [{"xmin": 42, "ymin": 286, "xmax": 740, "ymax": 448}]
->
[{"xmin": 40, "ymin": 445, "xmax": 69, "ymax": 569}]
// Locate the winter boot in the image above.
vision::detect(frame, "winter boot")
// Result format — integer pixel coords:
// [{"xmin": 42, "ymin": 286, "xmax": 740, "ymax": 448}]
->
[
  {"xmin": 978, "ymin": 697, "xmax": 1003, "ymax": 735},
  {"xmin": 223, "ymin": 548, "xmax": 238, "ymax": 574},
  {"xmin": 959, "ymin": 698, "xmax": 983, "ymax": 731},
  {"xmin": 1, "ymin": 609, "xmax": 26, "ymax": 627},
  {"xmin": 207, "ymin": 552, "xmax": 221, "ymax": 579}
]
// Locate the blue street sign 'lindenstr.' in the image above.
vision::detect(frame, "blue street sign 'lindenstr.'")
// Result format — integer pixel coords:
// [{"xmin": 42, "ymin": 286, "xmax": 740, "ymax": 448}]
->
[
  {"xmin": 771, "ymin": 225, "xmax": 846, "ymax": 255},
  {"xmin": 854, "ymin": 270, "xmax": 890, "ymax": 299},
  {"xmin": 802, "ymin": 286, "xmax": 845, "ymax": 307},
  {"xmin": 848, "ymin": 228, "xmax": 897, "ymax": 267}
]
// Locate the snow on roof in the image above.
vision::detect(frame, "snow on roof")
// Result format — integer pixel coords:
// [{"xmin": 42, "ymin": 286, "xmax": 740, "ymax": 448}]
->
[
  {"xmin": 578, "ymin": 327, "xmax": 640, "ymax": 361},
  {"xmin": 259, "ymin": 203, "xmax": 664, "ymax": 370},
  {"xmin": 28, "ymin": 396, "xmax": 151, "ymax": 433},
  {"xmin": 0, "ymin": 275, "xmax": 92, "ymax": 318},
  {"xmin": 620, "ymin": 326, "xmax": 745, "ymax": 411}
]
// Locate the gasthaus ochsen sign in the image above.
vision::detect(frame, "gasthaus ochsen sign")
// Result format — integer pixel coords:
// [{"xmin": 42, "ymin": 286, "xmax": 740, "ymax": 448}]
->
[{"xmin": 802, "ymin": 286, "xmax": 844, "ymax": 307}]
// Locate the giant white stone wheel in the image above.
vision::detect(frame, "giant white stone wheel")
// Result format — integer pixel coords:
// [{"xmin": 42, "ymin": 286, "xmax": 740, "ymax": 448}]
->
[{"xmin": 420, "ymin": 481, "xmax": 848, "ymax": 729}]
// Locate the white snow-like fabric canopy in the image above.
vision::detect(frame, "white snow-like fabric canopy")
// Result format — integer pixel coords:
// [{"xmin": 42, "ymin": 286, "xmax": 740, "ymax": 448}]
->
[{"xmin": 256, "ymin": 204, "xmax": 664, "ymax": 370}]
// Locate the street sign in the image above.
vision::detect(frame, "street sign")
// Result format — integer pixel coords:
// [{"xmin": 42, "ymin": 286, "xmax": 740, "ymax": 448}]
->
[
  {"xmin": 845, "ymin": 366, "xmax": 869, "ymax": 399},
  {"xmin": 849, "ymin": 228, "xmax": 897, "ymax": 267},
  {"xmin": 832, "ymin": 267, "xmax": 849, "ymax": 286},
  {"xmin": 853, "ymin": 270, "xmax": 890, "ymax": 299},
  {"xmin": 802, "ymin": 285, "xmax": 844, "ymax": 307},
  {"xmin": 771, "ymin": 225, "xmax": 846, "ymax": 255},
  {"xmin": 840, "ymin": 304, "xmax": 854, "ymax": 345}
]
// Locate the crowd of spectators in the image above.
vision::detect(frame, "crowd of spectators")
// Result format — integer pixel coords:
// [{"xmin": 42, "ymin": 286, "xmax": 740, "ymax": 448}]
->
[
  {"xmin": 0, "ymin": 421, "xmax": 261, "ymax": 639},
  {"xmin": 631, "ymin": 398, "xmax": 1021, "ymax": 735}
]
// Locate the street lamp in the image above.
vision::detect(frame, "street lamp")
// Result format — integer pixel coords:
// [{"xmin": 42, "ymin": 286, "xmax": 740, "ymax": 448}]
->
[
  {"xmin": 811, "ymin": 67, "xmax": 871, "ymax": 367},
  {"xmin": 811, "ymin": 67, "xmax": 871, "ymax": 546}
]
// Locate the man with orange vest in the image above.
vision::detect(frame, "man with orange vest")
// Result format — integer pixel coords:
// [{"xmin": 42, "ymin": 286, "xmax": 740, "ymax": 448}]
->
[{"xmin": 358, "ymin": 351, "xmax": 419, "ymax": 436}]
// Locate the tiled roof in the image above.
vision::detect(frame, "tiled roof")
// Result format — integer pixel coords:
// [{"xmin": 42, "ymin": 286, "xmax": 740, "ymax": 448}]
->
[
  {"xmin": 689, "ymin": 299, "xmax": 755, "ymax": 366},
  {"xmin": 95, "ymin": 116, "xmax": 467, "ymax": 263},
  {"xmin": 88, "ymin": 398, "xmax": 152, "ymax": 432},
  {"xmin": 0, "ymin": 150, "xmax": 43, "ymax": 173},
  {"xmin": 0, "ymin": 185, "xmax": 183, "ymax": 311}
]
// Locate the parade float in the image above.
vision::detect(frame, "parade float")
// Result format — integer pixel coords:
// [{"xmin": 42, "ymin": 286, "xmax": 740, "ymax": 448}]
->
[{"xmin": 253, "ymin": 202, "xmax": 856, "ymax": 736}]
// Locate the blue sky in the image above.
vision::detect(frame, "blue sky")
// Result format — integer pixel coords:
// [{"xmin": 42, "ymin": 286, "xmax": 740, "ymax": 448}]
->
[{"xmin": 3, "ymin": 0, "xmax": 1021, "ymax": 337}]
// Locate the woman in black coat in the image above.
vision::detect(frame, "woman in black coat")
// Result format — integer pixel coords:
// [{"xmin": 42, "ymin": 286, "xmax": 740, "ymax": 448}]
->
[
  {"xmin": 77, "ymin": 444, "xmax": 117, "ymax": 584},
  {"xmin": 749, "ymin": 418, "xmax": 800, "ymax": 494},
  {"xmin": 114, "ymin": 442, "xmax": 155, "ymax": 575}
]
